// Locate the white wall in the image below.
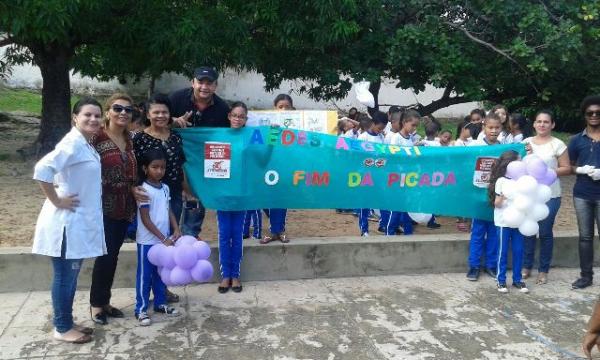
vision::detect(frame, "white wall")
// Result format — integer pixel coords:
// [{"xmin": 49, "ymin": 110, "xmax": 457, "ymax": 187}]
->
[{"xmin": 2, "ymin": 59, "xmax": 479, "ymax": 117}]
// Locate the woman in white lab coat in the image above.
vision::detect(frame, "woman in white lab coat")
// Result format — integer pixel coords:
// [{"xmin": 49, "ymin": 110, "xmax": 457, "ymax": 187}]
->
[{"xmin": 32, "ymin": 97, "xmax": 107, "ymax": 344}]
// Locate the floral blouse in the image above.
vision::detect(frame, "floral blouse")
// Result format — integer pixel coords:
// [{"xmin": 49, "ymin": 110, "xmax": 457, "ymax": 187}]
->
[
  {"xmin": 92, "ymin": 129, "xmax": 137, "ymax": 221},
  {"xmin": 133, "ymin": 131, "xmax": 186, "ymax": 193}
]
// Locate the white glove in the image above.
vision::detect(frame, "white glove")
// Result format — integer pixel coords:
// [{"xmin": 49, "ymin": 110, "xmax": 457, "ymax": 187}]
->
[
  {"xmin": 576, "ymin": 165, "xmax": 595, "ymax": 175},
  {"xmin": 590, "ymin": 169, "xmax": 600, "ymax": 181}
]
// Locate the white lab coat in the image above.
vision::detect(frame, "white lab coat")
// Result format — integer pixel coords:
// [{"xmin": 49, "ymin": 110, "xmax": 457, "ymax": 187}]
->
[{"xmin": 32, "ymin": 127, "xmax": 106, "ymax": 259}]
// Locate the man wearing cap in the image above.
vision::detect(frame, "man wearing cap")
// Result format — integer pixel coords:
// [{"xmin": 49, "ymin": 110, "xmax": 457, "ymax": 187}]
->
[
  {"xmin": 169, "ymin": 67, "xmax": 231, "ymax": 237},
  {"xmin": 170, "ymin": 66, "xmax": 230, "ymax": 128}
]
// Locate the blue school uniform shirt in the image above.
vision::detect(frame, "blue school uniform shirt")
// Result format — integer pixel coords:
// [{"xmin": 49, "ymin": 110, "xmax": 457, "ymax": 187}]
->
[{"xmin": 568, "ymin": 129, "xmax": 600, "ymax": 200}]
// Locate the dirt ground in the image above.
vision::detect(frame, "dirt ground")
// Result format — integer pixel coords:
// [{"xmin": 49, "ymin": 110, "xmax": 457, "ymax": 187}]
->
[{"xmin": 0, "ymin": 114, "xmax": 579, "ymax": 247}]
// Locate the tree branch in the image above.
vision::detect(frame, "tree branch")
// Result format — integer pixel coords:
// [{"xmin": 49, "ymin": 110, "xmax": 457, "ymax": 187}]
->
[
  {"xmin": 0, "ymin": 37, "xmax": 15, "ymax": 47},
  {"xmin": 416, "ymin": 95, "xmax": 468, "ymax": 116}
]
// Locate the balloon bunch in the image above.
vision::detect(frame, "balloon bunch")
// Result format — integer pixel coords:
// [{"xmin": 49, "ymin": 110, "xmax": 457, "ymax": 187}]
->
[
  {"xmin": 355, "ymin": 81, "xmax": 375, "ymax": 108},
  {"xmin": 147, "ymin": 235, "xmax": 213, "ymax": 286},
  {"xmin": 502, "ymin": 155, "xmax": 557, "ymax": 236}
]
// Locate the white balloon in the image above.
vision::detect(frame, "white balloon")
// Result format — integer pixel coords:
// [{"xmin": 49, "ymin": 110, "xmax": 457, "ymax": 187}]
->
[
  {"xmin": 502, "ymin": 180, "xmax": 518, "ymax": 200},
  {"xmin": 536, "ymin": 185, "xmax": 552, "ymax": 203},
  {"xmin": 355, "ymin": 81, "xmax": 375, "ymax": 108},
  {"xmin": 523, "ymin": 154, "xmax": 542, "ymax": 165},
  {"xmin": 502, "ymin": 206, "xmax": 525, "ymax": 228},
  {"xmin": 519, "ymin": 219, "xmax": 539, "ymax": 236},
  {"xmin": 516, "ymin": 175, "xmax": 538, "ymax": 194},
  {"xmin": 408, "ymin": 212, "xmax": 432, "ymax": 224},
  {"xmin": 513, "ymin": 194, "xmax": 534, "ymax": 212},
  {"xmin": 531, "ymin": 203, "xmax": 550, "ymax": 222}
]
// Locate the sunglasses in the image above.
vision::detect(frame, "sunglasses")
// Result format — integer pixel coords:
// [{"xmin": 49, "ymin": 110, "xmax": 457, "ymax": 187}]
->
[
  {"xmin": 586, "ymin": 111, "xmax": 600, "ymax": 117},
  {"xmin": 112, "ymin": 105, "xmax": 134, "ymax": 114}
]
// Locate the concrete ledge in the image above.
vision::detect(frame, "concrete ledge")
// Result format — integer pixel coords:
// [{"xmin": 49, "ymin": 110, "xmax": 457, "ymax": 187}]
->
[{"xmin": 0, "ymin": 231, "xmax": 592, "ymax": 293}]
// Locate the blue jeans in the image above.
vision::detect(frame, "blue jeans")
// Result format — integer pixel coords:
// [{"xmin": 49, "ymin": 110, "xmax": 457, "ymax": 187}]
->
[
  {"xmin": 217, "ymin": 211, "xmax": 245, "ymax": 278},
  {"xmin": 51, "ymin": 235, "xmax": 83, "ymax": 333},
  {"xmin": 468, "ymin": 219, "xmax": 499, "ymax": 269},
  {"xmin": 135, "ymin": 244, "xmax": 166, "ymax": 315},
  {"xmin": 496, "ymin": 227, "xmax": 524, "ymax": 284},
  {"xmin": 523, "ymin": 197, "xmax": 561, "ymax": 273},
  {"xmin": 573, "ymin": 197, "xmax": 600, "ymax": 279}
]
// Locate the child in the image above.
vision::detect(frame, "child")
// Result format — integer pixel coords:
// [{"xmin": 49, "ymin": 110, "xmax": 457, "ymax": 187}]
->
[
  {"xmin": 337, "ymin": 117, "xmax": 359, "ymax": 136},
  {"xmin": 505, "ymin": 113, "xmax": 532, "ymax": 144},
  {"xmin": 218, "ymin": 102, "xmax": 249, "ymax": 293},
  {"xmin": 243, "ymin": 210, "xmax": 262, "ymax": 240},
  {"xmin": 438, "ymin": 130, "xmax": 452, "ymax": 146},
  {"xmin": 378, "ymin": 111, "xmax": 403, "ymax": 234},
  {"xmin": 262, "ymin": 94, "xmax": 294, "ymax": 244},
  {"xmin": 466, "ymin": 113, "xmax": 502, "ymax": 281},
  {"xmin": 420, "ymin": 122, "xmax": 441, "ymax": 146},
  {"xmin": 135, "ymin": 149, "xmax": 181, "ymax": 326},
  {"xmin": 454, "ymin": 121, "xmax": 473, "ymax": 147},
  {"xmin": 357, "ymin": 111, "xmax": 388, "ymax": 236},
  {"xmin": 384, "ymin": 110, "xmax": 402, "ymax": 144},
  {"xmin": 388, "ymin": 110, "xmax": 422, "ymax": 235},
  {"xmin": 489, "ymin": 150, "xmax": 529, "ymax": 293}
]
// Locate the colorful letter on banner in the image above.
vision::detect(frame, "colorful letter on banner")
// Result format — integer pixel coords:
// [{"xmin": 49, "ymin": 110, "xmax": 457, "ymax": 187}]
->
[{"xmin": 176, "ymin": 127, "xmax": 525, "ymax": 221}]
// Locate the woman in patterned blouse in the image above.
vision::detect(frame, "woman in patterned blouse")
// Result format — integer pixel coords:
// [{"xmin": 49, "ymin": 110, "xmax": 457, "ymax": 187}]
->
[{"xmin": 90, "ymin": 93, "xmax": 137, "ymax": 325}]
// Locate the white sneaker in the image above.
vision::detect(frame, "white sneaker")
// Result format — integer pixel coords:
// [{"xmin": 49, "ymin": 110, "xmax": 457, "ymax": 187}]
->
[
  {"xmin": 154, "ymin": 304, "xmax": 180, "ymax": 317},
  {"xmin": 513, "ymin": 282, "xmax": 529, "ymax": 293},
  {"xmin": 497, "ymin": 283, "xmax": 508, "ymax": 293},
  {"xmin": 136, "ymin": 312, "xmax": 152, "ymax": 326},
  {"xmin": 361, "ymin": 232, "xmax": 369, "ymax": 237}
]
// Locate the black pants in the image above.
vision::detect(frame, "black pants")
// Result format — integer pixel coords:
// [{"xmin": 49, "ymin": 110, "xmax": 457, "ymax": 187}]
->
[{"xmin": 90, "ymin": 218, "xmax": 129, "ymax": 307}]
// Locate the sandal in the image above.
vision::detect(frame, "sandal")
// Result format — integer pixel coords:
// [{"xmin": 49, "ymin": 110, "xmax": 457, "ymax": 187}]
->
[
  {"xmin": 90, "ymin": 307, "xmax": 107, "ymax": 325},
  {"xmin": 536, "ymin": 272, "xmax": 548, "ymax": 285},
  {"xmin": 53, "ymin": 329, "xmax": 93, "ymax": 344},
  {"xmin": 260, "ymin": 234, "xmax": 278, "ymax": 244},
  {"xmin": 103, "ymin": 305, "xmax": 124, "ymax": 318},
  {"xmin": 522, "ymin": 268, "xmax": 531, "ymax": 279},
  {"xmin": 279, "ymin": 233, "xmax": 289, "ymax": 243},
  {"xmin": 166, "ymin": 289, "xmax": 180, "ymax": 303},
  {"xmin": 72, "ymin": 324, "xmax": 94, "ymax": 335}
]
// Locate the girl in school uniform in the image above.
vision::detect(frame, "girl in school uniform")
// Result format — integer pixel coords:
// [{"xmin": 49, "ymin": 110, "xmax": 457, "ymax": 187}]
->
[
  {"xmin": 488, "ymin": 150, "xmax": 529, "ymax": 293},
  {"xmin": 218, "ymin": 102, "xmax": 251, "ymax": 293},
  {"xmin": 261, "ymin": 94, "xmax": 294, "ymax": 244}
]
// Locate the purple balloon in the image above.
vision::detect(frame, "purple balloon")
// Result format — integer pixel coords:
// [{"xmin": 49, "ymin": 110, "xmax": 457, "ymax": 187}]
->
[
  {"xmin": 174, "ymin": 244, "xmax": 197, "ymax": 270},
  {"xmin": 147, "ymin": 244, "xmax": 165, "ymax": 267},
  {"xmin": 170, "ymin": 266, "xmax": 193, "ymax": 286},
  {"xmin": 506, "ymin": 161, "xmax": 527, "ymax": 180},
  {"xmin": 190, "ymin": 260, "xmax": 214, "ymax": 282},
  {"xmin": 162, "ymin": 245, "xmax": 177, "ymax": 269},
  {"xmin": 160, "ymin": 267, "xmax": 172, "ymax": 285},
  {"xmin": 192, "ymin": 241, "xmax": 211, "ymax": 260},
  {"xmin": 175, "ymin": 235, "xmax": 197, "ymax": 247},
  {"xmin": 539, "ymin": 168, "xmax": 557, "ymax": 185},
  {"xmin": 526, "ymin": 158, "xmax": 548, "ymax": 180}
]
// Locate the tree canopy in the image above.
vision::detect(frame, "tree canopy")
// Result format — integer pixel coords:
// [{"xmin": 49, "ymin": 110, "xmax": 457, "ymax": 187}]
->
[{"xmin": 1, "ymin": 0, "xmax": 599, "ymax": 154}]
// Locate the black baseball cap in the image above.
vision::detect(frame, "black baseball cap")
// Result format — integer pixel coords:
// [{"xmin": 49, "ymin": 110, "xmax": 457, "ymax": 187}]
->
[{"xmin": 194, "ymin": 67, "xmax": 218, "ymax": 82}]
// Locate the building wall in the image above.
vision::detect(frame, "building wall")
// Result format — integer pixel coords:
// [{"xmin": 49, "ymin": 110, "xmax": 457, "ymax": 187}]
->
[{"xmin": 2, "ymin": 59, "xmax": 479, "ymax": 117}]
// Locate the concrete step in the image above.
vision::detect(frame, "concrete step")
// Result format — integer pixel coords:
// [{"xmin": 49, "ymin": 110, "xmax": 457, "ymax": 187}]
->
[{"xmin": 0, "ymin": 231, "xmax": 590, "ymax": 293}]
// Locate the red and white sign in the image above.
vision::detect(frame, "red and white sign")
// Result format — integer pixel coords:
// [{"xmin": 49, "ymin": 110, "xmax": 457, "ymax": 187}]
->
[
  {"xmin": 473, "ymin": 156, "xmax": 497, "ymax": 188},
  {"xmin": 204, "ymin": 142, "xmax": 231, "ymax": 179}
]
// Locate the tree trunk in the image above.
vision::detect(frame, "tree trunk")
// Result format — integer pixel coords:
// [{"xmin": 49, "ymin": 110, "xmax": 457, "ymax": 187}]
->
[
  {"xmin": 367, "ymin": 78, "xmax": 381, "ymax": 116},
  {"xmin": 33, "ymin": 45, "xmax": 73, "ymax": 157}
]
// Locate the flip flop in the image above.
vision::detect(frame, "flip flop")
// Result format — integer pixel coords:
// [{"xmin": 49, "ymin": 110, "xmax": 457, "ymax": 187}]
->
[
  {"xmin": 536, "ymin": 272, "xmax": 548, "ymax": 285},
  {"xmin": 260, "ymin": 235, "xmax": 276, "ymax": 244}
]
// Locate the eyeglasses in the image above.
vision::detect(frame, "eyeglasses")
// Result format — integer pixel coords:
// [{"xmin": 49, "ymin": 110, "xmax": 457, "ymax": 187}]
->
[
  {"xmin": 586, "ymin": 111, "xmax": 600, "ymax": 117},
  {"xmin": 112, "ymin": 105, "xmax": 134, "ymax": 114}
]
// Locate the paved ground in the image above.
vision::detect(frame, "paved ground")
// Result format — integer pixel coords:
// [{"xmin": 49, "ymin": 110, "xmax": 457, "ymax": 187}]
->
[{"xmin": 0, "ymin": 268, "xmax": 598, "ymax": 360}]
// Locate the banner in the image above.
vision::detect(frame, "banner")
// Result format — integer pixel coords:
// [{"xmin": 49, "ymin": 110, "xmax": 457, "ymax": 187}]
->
[
  {"xmin": 177, "ymin": 127, "xmax": 525, "ymax": 221},
  {"xmin": 247, "ymin": 110, "xmax": 338, "ymax": 134}
]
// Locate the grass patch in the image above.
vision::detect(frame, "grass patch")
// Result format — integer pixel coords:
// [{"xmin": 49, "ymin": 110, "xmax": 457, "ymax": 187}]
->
[{"xmin": 0, "ymin": 88, "xmax": 42, "ymax": 114}]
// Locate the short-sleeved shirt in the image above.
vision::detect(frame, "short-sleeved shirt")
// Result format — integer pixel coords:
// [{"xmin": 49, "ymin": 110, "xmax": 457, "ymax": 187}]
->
[
  {"xmin": 136, "ymin": 181, "xmax": 170, "ymax": 245},
  {"xmin": 494, "ymin": 177, "xmax": 511, "ymax": 227},
  {"xmin": 358, "ymin": 131, "xmax": 384, "ymax": 144},
  {"xmin": 133, "ymin": 131, "xmax": 186, "ymax": 193},
  {"xmin": 568, "ymin": 130, "xmax": 600, "ymax": 200},
  {"xmin": 168, "ymin": 88, "xmax": 230, "ymax": 128},
  {"xmin": 391, "ymin": 132, "xmax": 414, "ymax": 147},
  {"xmin": 92, "ymin": 129, "xmax": 137, "ymax": 221},
  {"xmin": 523, "ymin": 136, "xmax": 567, "ymax": 198}
]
